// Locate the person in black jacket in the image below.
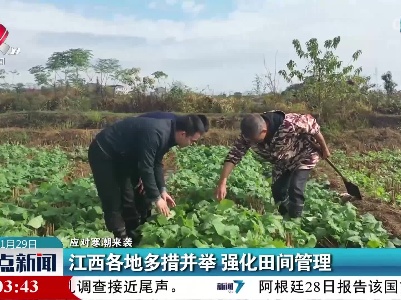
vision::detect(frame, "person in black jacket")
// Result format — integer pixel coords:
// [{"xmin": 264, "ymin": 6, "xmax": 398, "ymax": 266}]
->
[
  {"xmin": 117, "ymin": 111, "xmax": 209, "ymax": 239},
  {"xmin": 134, "ymin": 111, "xmax": 209, "ymax": 194},
  {"xmin": 88, "ymin": 114, "xmax": 207, "ymax": 240},
  {"xmin": 138, "ymin": 111, "xmax": 210, "ymax": 130}
]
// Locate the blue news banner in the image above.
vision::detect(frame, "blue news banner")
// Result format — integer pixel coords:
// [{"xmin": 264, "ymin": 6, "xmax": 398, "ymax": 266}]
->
[
  {"xmin": 0, "ymin": 237, "xmax": 400, "ymax": 276},
  {"xmin": 65, "ymin": 248, "xmax": 401, "ymax": 276},
  {"xmin": 1, "ymin": 237, "xmax": 401, "ymax": 298}
]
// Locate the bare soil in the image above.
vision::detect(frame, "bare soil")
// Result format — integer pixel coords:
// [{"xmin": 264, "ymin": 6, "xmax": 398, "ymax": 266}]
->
[{"xmin": 64, "ymin": 160, "xmax": 92, "ymax": 182}]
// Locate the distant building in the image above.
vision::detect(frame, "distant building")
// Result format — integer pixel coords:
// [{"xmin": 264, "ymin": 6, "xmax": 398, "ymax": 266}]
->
[
  {"xmin": 155, "ymin": 87, "xmax": 167, "ymax": 96},
  {"xmin": 150, "ymin": 87, "xmax": 167, "ymax": 97},
  {"xmin": 86, "ymin": 83, "xmax": 97, "ymax": 92},
  {"xmin": 110, "ymin": 84, "xmax": 133, "ymax": 95}
]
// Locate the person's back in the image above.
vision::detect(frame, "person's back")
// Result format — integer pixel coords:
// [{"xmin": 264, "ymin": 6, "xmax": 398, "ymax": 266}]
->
[
  {"xmin": 138, "ymin": 111, "xmax": 209, "ymax": 132},
  {"xmin": 139, "ymin": 111, "xmax": 178, "ymax": 120},
  {"xmin": 88, "ymin": 113, "xmax": 208, "ymax": 241},
  {"xmin": 96, "ymin": 117, "xmax": 175, "ymax": 160}
]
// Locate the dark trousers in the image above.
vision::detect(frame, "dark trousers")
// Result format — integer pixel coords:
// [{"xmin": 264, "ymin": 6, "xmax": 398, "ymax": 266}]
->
[
  {"xmin": 120, "ymin": 177, "xmax": 152, "ymax": 226},
  {"xmin": 88, "ymin": 140, "xmax": 150, "ymax": 240},
  {"xmin": 271, "ymin": 169, "xmax": 311, "ymax": 218}
]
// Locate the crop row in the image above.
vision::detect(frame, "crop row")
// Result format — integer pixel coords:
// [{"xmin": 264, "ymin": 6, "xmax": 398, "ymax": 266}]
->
[
  {"xmin": 330, "ymin": 150, "xmax": 401, "ymax": 204},
  {"xmin": 141, "ymin": 146, "xmax": 398, "ymax": 248},
  {"xmin": 0, "ymin": 144, "xmax": 399, "ymax": 248}
]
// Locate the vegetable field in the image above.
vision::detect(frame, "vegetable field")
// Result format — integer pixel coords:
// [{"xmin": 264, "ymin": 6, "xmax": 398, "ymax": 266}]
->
[{"xmin": 0, "ymin": 144, "xmax": 400, "ymax": 248}]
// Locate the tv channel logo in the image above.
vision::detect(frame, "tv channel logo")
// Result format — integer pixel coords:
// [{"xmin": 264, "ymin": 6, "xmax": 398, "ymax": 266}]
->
[
  {"xmin": 0, "ymin": 23, "xmax": 21, "ymax": 56},
  {"xmin": 217, "ymin": 280, "xmax": 245, "ymax": 294}
]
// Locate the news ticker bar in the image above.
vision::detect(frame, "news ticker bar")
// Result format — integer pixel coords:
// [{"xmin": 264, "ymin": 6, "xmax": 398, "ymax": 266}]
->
[
  {"xmin": 0, "ymin": 276, "xmax": 401, "ymax": 300},
  {"xmin": 2, "ymin": 247, "xmax": 401, "ymax": 276},
  {"xmin": 64, "ymin": 247, "xmax": 401, "ymax": 276},
  {"xmin": 1, "ymin": 238, "xmax": 401, "ymax": 277}
]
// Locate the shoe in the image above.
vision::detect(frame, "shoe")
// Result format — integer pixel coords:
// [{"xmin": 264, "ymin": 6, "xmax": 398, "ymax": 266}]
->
[
  {"xmin": 278, "ymin": 198, "xmax": 289, "ymax": 216},
  {"xmin": 278, "ymin": 203, "xmax": 288, "ymax": 216},
  {"xmin": 127, "ymin": 230, "xmax": 142, "ymax": 247}
]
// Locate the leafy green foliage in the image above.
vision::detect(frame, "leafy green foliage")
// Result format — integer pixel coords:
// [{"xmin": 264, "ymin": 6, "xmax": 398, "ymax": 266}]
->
[
  {"xmin": 140, "ymin": 199, "xmax": 292, "ymax": 248},
  {"xmin": 329, "ymin": 150, "xmax": 401, "ymax": 204},
  {"xmin": 0, "ymin": 144, "xmax": 398, "ymax": 249},
  {"xmin": 0, "ymin": 144, "xmax": 69, "ymax": 197},
  {"xmin": 278, "ymin": 36, "xmax": 372, "ymax": 123},
  {"xmin": 139, "ymin": 146, "xmax": 396, "ymax": 248}
]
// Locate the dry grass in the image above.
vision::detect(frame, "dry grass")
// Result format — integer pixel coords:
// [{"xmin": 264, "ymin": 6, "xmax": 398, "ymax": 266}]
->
[
  {"xmin": 0, "ymin": 127, "xmax": 241, "ymax": 149},
  {"xmin": 2, "ymin": 127, "xmax": 401, "ymax": 152}
]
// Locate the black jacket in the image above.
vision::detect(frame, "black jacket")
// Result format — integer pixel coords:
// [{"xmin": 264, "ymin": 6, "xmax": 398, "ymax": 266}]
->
[
  {"xmin": 95, "ymin": 117, "xmax": 177, "ymax": 201},
  {"xmin": 139, "ymin": 111, "xmax": 178, "ymax": 120}
]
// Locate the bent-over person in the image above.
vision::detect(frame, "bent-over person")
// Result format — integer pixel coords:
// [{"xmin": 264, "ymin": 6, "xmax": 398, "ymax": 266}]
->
[
  {"xmin": 88, "ymin": 114, "xmax": 207, "ymax": 241},
  {"xmin": 215, "ymin": 110, "xmax": 330, "ymax": 219}
]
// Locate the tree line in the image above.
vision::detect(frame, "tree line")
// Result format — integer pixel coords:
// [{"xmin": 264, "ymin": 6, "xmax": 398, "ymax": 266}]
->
[
  {"xmin": 0, "ymin": 37, "xmax": 399, "ymax": 98},
  {"xmin": 26, "ymin": 49, "xmax": 169, "ymax": 98},
  {"xmin": 0, "ymin": 36, "xmax": 399, "ymax": 116}
]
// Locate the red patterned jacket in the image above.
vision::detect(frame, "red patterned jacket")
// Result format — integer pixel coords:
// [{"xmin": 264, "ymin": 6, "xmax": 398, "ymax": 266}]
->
[{"xmin": 224, "ymin": 110, "xmax": 321, "ymax": 183}]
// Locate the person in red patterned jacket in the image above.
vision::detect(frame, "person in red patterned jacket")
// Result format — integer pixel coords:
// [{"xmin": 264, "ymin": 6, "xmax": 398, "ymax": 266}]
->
[{"xmin": 215, "ymin": 110, "xmax": 331, "ymax": 219}]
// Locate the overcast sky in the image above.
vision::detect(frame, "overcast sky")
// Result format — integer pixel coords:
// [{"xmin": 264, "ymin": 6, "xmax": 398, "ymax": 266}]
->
[{"xmin": 1, "ymin": 0, "xmax": 400, "ymax": 93}]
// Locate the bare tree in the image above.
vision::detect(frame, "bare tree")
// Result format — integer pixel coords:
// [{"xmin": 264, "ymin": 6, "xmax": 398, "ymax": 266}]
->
[{"xmin": 253, "ymin": 51, "xmax": 280, "ymax": 95}]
